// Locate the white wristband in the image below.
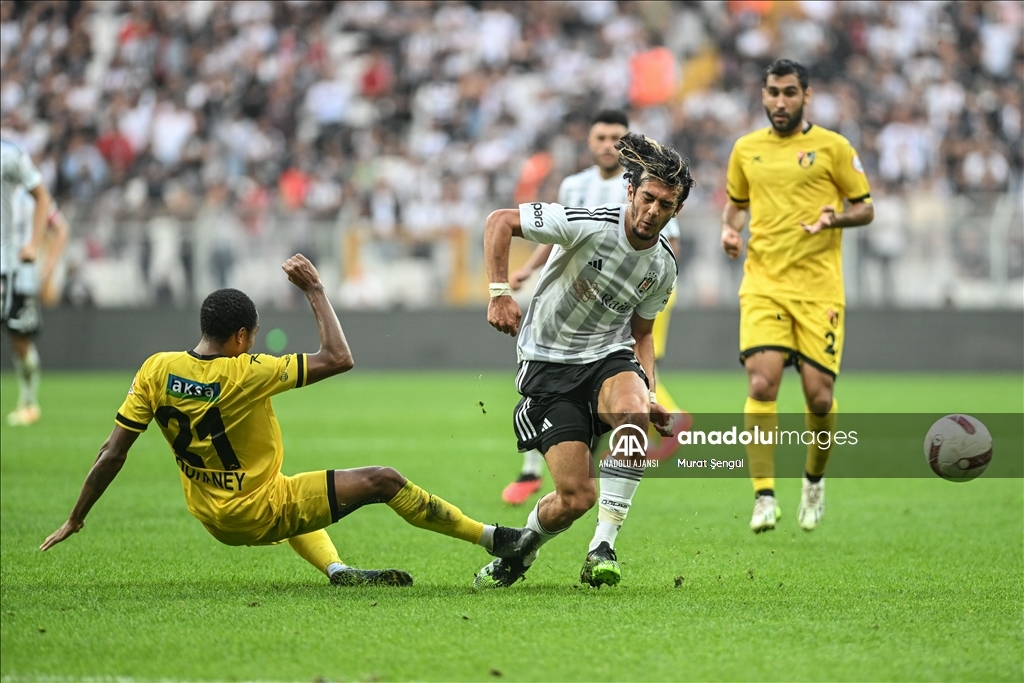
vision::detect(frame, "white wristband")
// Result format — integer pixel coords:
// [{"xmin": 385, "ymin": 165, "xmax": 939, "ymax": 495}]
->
[
  {"xmin": 489, "ymin": 282, "xmax": 512, "ymax": 298},
  {"xmin": 649, "ymin": 390, "xmax": 658, "ymax": 404}
]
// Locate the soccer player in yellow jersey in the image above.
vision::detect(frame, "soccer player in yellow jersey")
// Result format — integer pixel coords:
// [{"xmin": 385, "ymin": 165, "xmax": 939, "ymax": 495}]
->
[
  {"xmin": 41, "ymin": 254, "xmax": 537, "ymax": 585},
  {"xmin": 721, "ymin": 59, "xmax": 874, "ymax": 533}
]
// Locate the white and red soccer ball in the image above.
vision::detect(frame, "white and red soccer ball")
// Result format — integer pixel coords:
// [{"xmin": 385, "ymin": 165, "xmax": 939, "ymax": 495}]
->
[{"xmin": 924, "ymin": 414, "xmax": 993, "ymax": 482}]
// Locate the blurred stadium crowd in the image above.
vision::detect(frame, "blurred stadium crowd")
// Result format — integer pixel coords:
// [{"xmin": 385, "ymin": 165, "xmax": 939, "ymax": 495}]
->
[{"xmin": 1, "ymin": 0, "xmax": 1021, "ymax": 309}]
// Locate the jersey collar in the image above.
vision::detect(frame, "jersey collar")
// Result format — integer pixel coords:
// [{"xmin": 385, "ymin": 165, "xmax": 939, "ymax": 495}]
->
[{"xmin": 188, "ymin": 350, "xmax": 225, "ymax": 360}]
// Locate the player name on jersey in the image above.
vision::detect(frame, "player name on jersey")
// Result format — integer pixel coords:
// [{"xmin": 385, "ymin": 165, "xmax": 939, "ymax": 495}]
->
[{"xmin": 176, "ymin": 457, "xmax": 247, "ymax": 492}]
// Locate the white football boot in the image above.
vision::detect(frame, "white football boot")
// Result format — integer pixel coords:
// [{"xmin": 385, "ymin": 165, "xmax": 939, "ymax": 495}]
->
[
  {"xmin": 750, "ymin": 494, "xmax": 780, "ymax": 533},
  {"xmin": 797, "ymin": 477, "xmax": 825, "ymax": 531}
]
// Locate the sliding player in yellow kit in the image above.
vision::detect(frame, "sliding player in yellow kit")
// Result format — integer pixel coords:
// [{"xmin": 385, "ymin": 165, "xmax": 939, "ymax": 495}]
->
[
  {"xmin": 41, "ymin": 255, "xmax": 537, "ymax": 585},
  {"xmin": 721, "ymin": 59, "xmax": 873, "ymax": 533}
]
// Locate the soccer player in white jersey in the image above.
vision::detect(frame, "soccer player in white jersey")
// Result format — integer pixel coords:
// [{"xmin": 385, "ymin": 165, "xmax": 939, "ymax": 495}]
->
[
  {"xmin": 476, "ymin": 132, "xmax": 695, "ymax": 588},
  {"xmin": 501, "ymin": 111, "xmax": 689, "ymax": 584},
  {"xmin": 1, "ymin": 138, "xmax": 54, "ymax": 426}
]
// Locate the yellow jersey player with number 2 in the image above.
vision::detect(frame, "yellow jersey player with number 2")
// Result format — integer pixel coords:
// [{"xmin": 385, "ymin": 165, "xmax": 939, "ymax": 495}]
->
[
  {"xmin": 41, "ymin": 255, "xmax": 538, "ymax": 585},
  {"xmin": 721, "ymin": 59, "xmax": 873, "ymax": 534}
]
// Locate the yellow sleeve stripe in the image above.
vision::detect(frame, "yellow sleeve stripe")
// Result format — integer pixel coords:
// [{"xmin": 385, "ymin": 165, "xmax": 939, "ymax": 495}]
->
[
  {"xmin": 115, "ymin": 413, "xmax": 148, "ymax": 432},
  {"xmin": 295, "ymin": 353, "xmax": 306, "ymax": 388}
]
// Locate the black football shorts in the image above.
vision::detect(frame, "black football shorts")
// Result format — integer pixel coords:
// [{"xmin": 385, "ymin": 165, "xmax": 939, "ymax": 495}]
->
[{"xmin": 512, "ymin": 350, "xmax": 648, "ymax": 454}]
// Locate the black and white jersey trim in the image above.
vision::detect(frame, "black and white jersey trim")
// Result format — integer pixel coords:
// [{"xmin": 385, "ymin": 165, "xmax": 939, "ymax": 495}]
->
[{"xmin": 565, "ymin": 207, "xmax": 620, "ymax": 224}]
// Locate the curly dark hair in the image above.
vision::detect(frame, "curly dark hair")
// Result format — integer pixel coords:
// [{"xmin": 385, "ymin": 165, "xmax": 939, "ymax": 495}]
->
[
  {"xmin": 199, "ymin": 288, "xmax": 258, "ymax": 343},
  {"xmin": 616, "ymin": 132, "xmax": 696, "ymax": 206}
]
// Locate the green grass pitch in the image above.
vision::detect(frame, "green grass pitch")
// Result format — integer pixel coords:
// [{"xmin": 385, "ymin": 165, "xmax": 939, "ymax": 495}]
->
[{"xmin": 1, "ymin": 370, "xmax": 1021, "ymax": 682}]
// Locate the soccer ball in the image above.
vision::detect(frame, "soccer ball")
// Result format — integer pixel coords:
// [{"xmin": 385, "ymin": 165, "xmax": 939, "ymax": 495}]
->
[{"xmin": 924, "ymin": 414, "xmax": 993, "ymax": 482}]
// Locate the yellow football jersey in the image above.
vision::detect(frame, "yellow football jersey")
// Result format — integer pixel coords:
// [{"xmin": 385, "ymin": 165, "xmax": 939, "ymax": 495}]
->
[
  {"xmin": 726, "ymin": 124, "xmax": 872, "ymax": 302},
  {"xmin": 116, "ymin": 350, "xmax": 307, "ymax": 529}
]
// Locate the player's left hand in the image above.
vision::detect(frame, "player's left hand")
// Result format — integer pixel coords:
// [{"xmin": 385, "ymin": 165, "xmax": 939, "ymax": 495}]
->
[
  {"xmin": 801, "ymin": 205, "xmax": 836, "ymax": 235},
  {"xmin": 18, "ymin": 243, "xmax": 38, "ymax": 263},
  {"xmin": 40, "ymin": 519, "xmax": 84, "ymax": 551},
  {"xmin": 650, "ymin": 401, "xmax": 674, "ymax": 437}
]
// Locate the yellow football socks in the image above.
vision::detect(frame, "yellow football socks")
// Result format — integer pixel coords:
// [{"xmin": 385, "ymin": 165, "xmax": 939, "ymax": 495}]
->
[
  {"xmin": 805, "ymin": 398, "xmax": 838, "ymax": 477},
  {"xmin": 288, "ymin": 529, "xmax": 343, "ymax": 576},
  {"xmin": 745, "ymin": 397, "xmax": 778, "ymax": 493},
  {"xmin": 387, "ymin": 480, "xmax": 484, "ymax": 544}
]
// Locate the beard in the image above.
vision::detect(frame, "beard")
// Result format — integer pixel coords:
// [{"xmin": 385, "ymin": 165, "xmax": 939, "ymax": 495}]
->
[
  {"xmin": 765, "ymin": 104, "xmax": 804, "ymax": 134},
  {"xmin": 629, "ymin": 201, "xmax": 665, "ymax": 242}
]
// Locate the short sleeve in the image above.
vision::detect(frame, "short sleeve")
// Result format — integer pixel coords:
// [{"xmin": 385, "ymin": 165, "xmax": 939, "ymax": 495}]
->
[
  {"xmin": 634, "ymin": 272, "xmax": 676, "ymax": 320},
  {"xmin": 831, "ymin": 140, "xmax": 872, "ymax": 204},
  {"xmin": 116, "ymin": 362, "xmax": 155, "ymax": 432},
  {"xmin": 12, "ymin": 147, "xmax": 43, "ymax": 191},
  {"xmin": 519, "ymin": 202, "xmax": 587, "ymax": 249},
  {"xmin": 725, "ymin": 143, "xmax": 749, "ymax": 205},
  {"xmin": 238, "ymin": 353, "xmax": 307, "ymax": 402}
]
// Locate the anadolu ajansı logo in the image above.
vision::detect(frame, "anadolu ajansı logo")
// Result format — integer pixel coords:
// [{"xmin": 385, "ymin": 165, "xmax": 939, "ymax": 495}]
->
[{"xmin": 609, "ymin": 423, "xmax": 649, "ymax": 459}]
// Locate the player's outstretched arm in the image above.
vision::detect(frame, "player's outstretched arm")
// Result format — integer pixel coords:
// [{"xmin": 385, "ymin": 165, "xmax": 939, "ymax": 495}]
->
[
  {"xmin": 20, "ymin": 184, "xmax": 52, "ymax": 264},
  {"xmin": 41, "ymin": 426, "xmax": 139, "ymax": 551},
  {"xmin": 631, "ymin": 313, "xmax": 673, "ymax": 437},
  {"xmin": 42, "ymin": 209, "xmax": 70, "ymax": 285},
  {"xmin": 484, "ymin": 209, "xmax": 524, "ymax": 336},
  {"xmin": 721, "ymin": 201, "xmax": 748, "ymax": 259},
  {"xmin": 282, "ymin": 254, "xmax": 354, "ymax": 385},
  {"xmin": 510, "ymin": 243, "xmax": 554, "ymax": 290}
]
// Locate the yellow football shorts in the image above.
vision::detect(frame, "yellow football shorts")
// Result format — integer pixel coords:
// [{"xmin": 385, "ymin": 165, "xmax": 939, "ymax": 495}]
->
[
  {"xmin": 739, "ymin": 293, "xmax": 844, "ymax": 377},
  {"xmin": 652, "ymin": 288, "xmax": 677, "ymax": 360},
  {"xmin": 202, "ymin": 470, "xmax": 336, "ymax": 546}
]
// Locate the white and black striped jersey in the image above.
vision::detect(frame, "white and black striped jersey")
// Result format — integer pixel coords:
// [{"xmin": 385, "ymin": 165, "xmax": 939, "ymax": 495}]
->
[
  {"xmin": 1, "ymin": 138, "xmax": 43, "ymax": 275},
  {"xmin": 557, "ymin": 165, "xmax": 680, "ymax": 240},
  {"xmin": 516, "ymin": 202, "xmax": 677, "ymax": 365}
]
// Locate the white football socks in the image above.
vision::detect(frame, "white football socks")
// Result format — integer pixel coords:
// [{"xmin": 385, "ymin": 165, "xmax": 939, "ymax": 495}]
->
[
  {"xmin": 521, "ymin": 449, "xmax": 543, "ymax": 477},
  {"xmin": 524, "ymin": 500, "xmax": 567, "ymax": 566},
  {"xmin": 14, "ymin": 344, "xmax": 40, "ymax": 407},
  {"xmin": 589, "ymin": 463, "xmax": 645, "ymax": 552},
  {"xmin": 476, "ymin": 524, "xmax": 496, "ymax": 552}
]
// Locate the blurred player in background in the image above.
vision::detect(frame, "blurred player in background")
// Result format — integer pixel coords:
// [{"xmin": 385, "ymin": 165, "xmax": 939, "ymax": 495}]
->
[
  {"xmin": 502, "ymin": 110, "xmax": 689, "ymax": 579},
  {"xmin": 1, "ymin": 137, "xmax": 55, "ymax": 426},
  {"xmin": 479, "ymin": 133, "xmax": 692, "ymax": 588},
  {"xmin": 41, "ymin": 254, "xmax": 537, "ymax": 586},
  {"xmin": 721, "ymin": 59, "xmax": 874, "ymax": 533}
]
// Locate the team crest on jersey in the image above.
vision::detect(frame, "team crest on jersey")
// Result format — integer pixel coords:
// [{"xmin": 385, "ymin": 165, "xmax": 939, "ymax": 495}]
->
[
  {"xmin": 636, "ymin": 271, "xmax": 658, "ymax": 294},
  {"xmin": 167, "ymin": 374, "xmax": 221, "ymax": 402},
  {"xmin": 828, "ymin": 309, "xmax": 839, "ymax": 329},
  {"xmin": 798, "ymin": 151, "xmax": 816, "ymax": 168}
]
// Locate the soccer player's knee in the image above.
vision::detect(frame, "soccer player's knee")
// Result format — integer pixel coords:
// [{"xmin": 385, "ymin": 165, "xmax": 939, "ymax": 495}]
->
[
  {"xmin": 749, "ymin": 373, "xmax": 779, "ymax": 401},
  {"xmin": 367, "ymin": 466, "xmax": 406, "ymax": 499},
  {"xmin": 607, "ymin": 394, "xmax": 649, "ymax": 424},
  {"xmin": 808, "ymin": 391, "xmax": 833, "ymax": 417}
]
